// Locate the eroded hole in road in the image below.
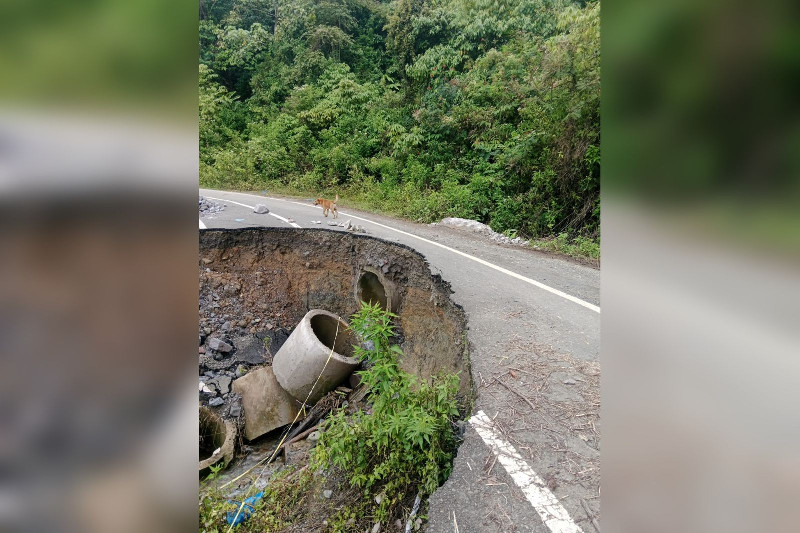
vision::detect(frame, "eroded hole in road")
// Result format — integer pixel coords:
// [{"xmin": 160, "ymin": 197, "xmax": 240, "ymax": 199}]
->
[
  {"xmin": 357, "ymin": 271, "xmax": 387, "ymax": 310},
  {"xmin": 198, "ymin": 227, "xmax": 473, "ymax": 526}
]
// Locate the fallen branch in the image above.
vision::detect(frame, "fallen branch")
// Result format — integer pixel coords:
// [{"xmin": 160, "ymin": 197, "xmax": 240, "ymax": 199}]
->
[
  {"xmin": 493, "ymin": 377, "xmax": 536, "ymax": 411},
  {"xmin": 581, "ymin": 499, "xmax": 600, "ymax": 533},
  {"xmin": 286, "ymin": 391, "xmax": 340, "ymax": 440},
  {"xmin": 267, "ymin": 424, "xmax": 319, "ymax": 464}
]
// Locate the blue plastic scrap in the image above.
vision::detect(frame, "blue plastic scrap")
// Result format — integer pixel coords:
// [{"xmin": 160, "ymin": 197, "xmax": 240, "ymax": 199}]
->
[{"xmin": 225, "ymin": 491, "xmax": 264, "ymax": 527}]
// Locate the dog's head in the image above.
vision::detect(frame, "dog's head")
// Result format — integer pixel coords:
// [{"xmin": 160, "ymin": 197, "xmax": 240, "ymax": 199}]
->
[{"xmin": 313, "ymin": 198, "xmax": 321, "ymax": 206}]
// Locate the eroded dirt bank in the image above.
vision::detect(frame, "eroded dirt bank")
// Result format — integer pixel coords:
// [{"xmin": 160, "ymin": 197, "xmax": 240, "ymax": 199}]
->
[{"xmin": 199, "ymin": 227, "xmax": 473, "ymax": 404}]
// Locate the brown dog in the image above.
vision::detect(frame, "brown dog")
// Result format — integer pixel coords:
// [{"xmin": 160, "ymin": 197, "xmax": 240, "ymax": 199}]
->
[{"xmin": 313, "ymin": 194, "xmax": 338, "ymax": 218}]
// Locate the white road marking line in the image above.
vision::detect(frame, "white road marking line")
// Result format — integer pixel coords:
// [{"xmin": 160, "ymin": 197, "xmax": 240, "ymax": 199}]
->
[
  {"xmin": 202, "ymin": 190, "xmax": 599, "ymax": 313},
  {"xmin": 203, "ymin": 196, "xmax": 302, "ymax": 228},
  {"xmin": 469, "ymin": 410, "xmax": 584, "ymax": 533},
  {"xmin": 199, "ymin": 219, "xmax": 206, "ymax": 229}
]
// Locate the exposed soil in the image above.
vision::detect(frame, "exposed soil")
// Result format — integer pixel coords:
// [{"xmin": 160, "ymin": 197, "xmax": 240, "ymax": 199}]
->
[
  {"xmin": 199, "ymin": 227, "xmax": 474, "ymax": 531},
  {"xmin": 199, "ymin": 228, "xmax": 472, "ymax": 404}
]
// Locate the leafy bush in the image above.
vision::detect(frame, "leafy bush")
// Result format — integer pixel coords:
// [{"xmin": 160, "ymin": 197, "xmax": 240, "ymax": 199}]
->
[
  {"xmin": 199, "ymin": 0, "xmax": 601, "ymax": 243},
  {"xmin": 312, "ymin": 303, "xmax": 460, "ymax": 524}
]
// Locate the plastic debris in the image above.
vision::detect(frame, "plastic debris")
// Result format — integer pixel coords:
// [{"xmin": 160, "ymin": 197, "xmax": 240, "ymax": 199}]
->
[{"xmin": 226, "ymin": 492, "xmax": 264, "ymax": 526}]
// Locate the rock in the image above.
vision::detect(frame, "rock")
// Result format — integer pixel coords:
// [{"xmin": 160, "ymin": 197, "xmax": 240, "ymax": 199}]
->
[
  {"xmin": 362, "ymin": 340, "xmax": 375, "ymax": 351},
  {"xmin": 253, "ymin": 204, "xmax": 270, "ymax": 214},
  {"xmin": 204, "ymin": 327, "xmax": 212, "ymax": 335},
  {"xmin": 238, "ymin": 319, "xmax": 248, "ymax": 328},
  {"xmin": 235, "ymin": 365, "xmax": 248, "ymax": 378},
  {"xmin": 232, "ymin": 366, "xmax": 300, "ymax": 440},
  {"xmin": 327, "ymin": 221, "xmax": 338, "ymax": 226},
  {"xmin": 208, "ymin": 337, "xmax": 233, "ymax": 352},
  {"xmin": 208, "ymin": 397, "xmax": 224, "ymax": 407},
  {"xmin": 221, "ymin": 321, "xmax": 231, "ymax": 331},
  {"xmin": 216, "ymin": 375, "xmax": 232, "ymax": 394},
  {"xmin": 308, "ymin": 430, "xmax": 321, "ymax": 442},
  {"xmin": 231, "ymin": 335, "xmax": 267, "ymax": 365},
  {"xmin": 199, "ymin": 346, "xmax": 206, "ymax": 354},
  {"xmin": 563, "ymin": 378, "xmax": 577, "ymax": 385},
  {"xmin": 229, "ymin": 404, "xmax": 241, "ymax": 418},
  {"xmin": 212, "ymin": 351, "xmax": 224, "ymax": 361},
  {"xmin": 394, "ymin": 519, "xmax": 403, "ymax": 530},
  {"xmin": 204, "ymin": 371, "xmax": 215, "ymax": 378},
  {"xmin": 323, "ymin": 489, "xmax": 333, "ymax": 499},
  {"xmin": 372, "ymin": 522, "xmax": 381, "ymax": 533},
  {"xmin": 374, "ymin": 494, "xmax": 383, "ymax": 505}
]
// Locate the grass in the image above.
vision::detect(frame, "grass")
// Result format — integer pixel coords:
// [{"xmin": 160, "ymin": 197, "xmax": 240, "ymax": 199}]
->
[
  {"xmin": 530, "ymin": 233, "xmax": 601, "ymax": 264},
  {"xmin": 199, "ymin": 466, "xmax": 315, "ymax": 533}
]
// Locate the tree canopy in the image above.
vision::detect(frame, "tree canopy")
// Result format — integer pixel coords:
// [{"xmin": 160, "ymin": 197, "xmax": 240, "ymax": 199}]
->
[{"xmin": 200, "ymin": 0, "xmax": 600, "ymax": 239}]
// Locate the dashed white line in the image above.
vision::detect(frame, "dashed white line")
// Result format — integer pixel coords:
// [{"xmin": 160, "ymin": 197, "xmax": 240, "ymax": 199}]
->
[
  {"xmin": 202, "ymin": 190, "xmax": 599, "ymax": 313},
  {"xmin": 470, "ymin": 411, "xmax": 584, "ymax": 533},
  {"xmin": 199, "ymin": 219, "xmax": 206, "ymax": 229},
  {"xmin": 203, "ymin": 196, "xmax": 302, "ymax": 228}
]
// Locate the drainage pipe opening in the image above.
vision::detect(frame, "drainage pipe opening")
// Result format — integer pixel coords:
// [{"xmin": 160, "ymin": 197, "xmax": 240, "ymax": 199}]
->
[
  {"xmin": 357, "ymin": 271, "xmax": 387, "ymax": 310},
  {"xmin": 310, "ymin": 313, "xmax": 356, "ymax": 358},
  {"xmin": 199, "ymin": 406, "xmax": 236, "ymax": 474},
  {"xmin": 200, "ymin": 408, "xmax": 225, "ymax": 461}
]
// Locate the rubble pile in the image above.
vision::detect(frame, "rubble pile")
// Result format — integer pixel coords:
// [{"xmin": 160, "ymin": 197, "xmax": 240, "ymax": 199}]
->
[
  {"xmin": 199, "ymin": 196, "xmax": 226, "ymax": 215},
  {"xmin": 433, "ymin": 217, "xmax": 529, "ymax": 246}
]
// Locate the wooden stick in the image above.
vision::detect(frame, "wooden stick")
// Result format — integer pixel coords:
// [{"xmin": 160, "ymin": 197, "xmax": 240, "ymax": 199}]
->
[
  {"xmin": 267, "ymin": 424, "xmax": 319, "ymax": 464},
  {"xmin": 581, "ymin": 499, "xmax": 600, "ymax": 533},
  {"xmin": 493, "ymin": 377, "xmax": 536, "ymax": 411}
]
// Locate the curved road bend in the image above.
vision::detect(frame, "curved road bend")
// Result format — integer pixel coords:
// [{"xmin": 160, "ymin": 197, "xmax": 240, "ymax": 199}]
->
[{"xmin": 200, "ymin": 189, "xmax": 600, "ymax": 533}]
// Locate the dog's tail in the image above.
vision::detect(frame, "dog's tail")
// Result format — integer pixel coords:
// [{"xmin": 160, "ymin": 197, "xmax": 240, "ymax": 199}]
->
[{"xmin": 334, "ymin": 194, "xmax": 339, "ymax": 204}]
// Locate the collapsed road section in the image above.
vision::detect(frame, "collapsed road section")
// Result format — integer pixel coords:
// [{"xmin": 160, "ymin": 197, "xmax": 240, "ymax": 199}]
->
[{"xmin": 199, "ymin": 228, "xmax": 474, "ymax": 529}]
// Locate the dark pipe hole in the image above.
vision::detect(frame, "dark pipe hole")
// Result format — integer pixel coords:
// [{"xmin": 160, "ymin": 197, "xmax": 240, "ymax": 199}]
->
[
  {"xmin": 358, "ymin": 272, "xmax": 387, "ymax": 310},
  {"xmin": 199, "ymin": 409, "xmax": 226, "ymax": 461},
  {"xmin": 310, "ymin": 314, "xmax": 355, "ymax": 357}
]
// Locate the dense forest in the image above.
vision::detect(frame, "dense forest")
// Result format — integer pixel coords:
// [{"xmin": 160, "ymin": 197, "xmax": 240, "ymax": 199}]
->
[{"xmin": 200, "ymin": 0, "xmax": 599, "ymax": 243}]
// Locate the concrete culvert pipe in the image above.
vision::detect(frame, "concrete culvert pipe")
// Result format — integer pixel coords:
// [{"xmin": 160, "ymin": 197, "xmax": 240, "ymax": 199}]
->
[
  {"xmin": 199, "ymin": 406, "xmax": 236, "ymax": 475},
  {"xmin": 272, "ymin": 309, "xmax": 359, "ymax": 405},
  {"xmin": 357, "ymin": 271, "xmax": 388, "ymax": 310}
]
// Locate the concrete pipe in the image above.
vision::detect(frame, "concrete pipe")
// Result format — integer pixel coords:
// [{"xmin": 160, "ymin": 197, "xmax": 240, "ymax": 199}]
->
[
  {"xmin": 273, "ymin": 309, "xmax": 359, "ymax": 405},
  {"xmin": 356, "ymin": 266, "xmax": 396, "ymax": 312},
  {"xmin": 199, "ymin": 406, "xmax": 236, "ymax": 475}
]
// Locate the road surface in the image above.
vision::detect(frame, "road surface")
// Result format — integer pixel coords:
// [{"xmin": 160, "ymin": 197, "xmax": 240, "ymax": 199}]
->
[{"xmin": 200, "ymin": 189, "xmax": 601, "ymax": 533}]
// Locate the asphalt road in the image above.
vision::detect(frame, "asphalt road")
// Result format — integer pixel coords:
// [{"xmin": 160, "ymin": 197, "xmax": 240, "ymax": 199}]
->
[{"xmin": 200, "ymin": 189, "xmax": 601, "ymax": 533}]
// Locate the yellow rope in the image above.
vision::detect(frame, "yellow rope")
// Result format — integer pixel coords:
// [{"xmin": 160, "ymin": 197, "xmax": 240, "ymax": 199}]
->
[{"xmin": 224, "ymin": 319, "xmax": 341, "ymax": 531}]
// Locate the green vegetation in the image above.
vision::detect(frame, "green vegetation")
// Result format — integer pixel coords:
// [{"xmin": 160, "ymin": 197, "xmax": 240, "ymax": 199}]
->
[
  {"xmin": 200, "ymin": 0, "xmax": 600, "ymax": 243},
  {"xmin": 200, "ymin": 466, "xmax": 314, "ymax": 532},
  {"xmin": 531, "ymin": 232, "xmax": 600, "ymax": 262},
  {"xmin": 198, "ymin": 303, "xmax": 460, "ymax": 531},
  {"xmin": 313, "ymin": 302, "xmax": 460, "ymax": 526}
]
